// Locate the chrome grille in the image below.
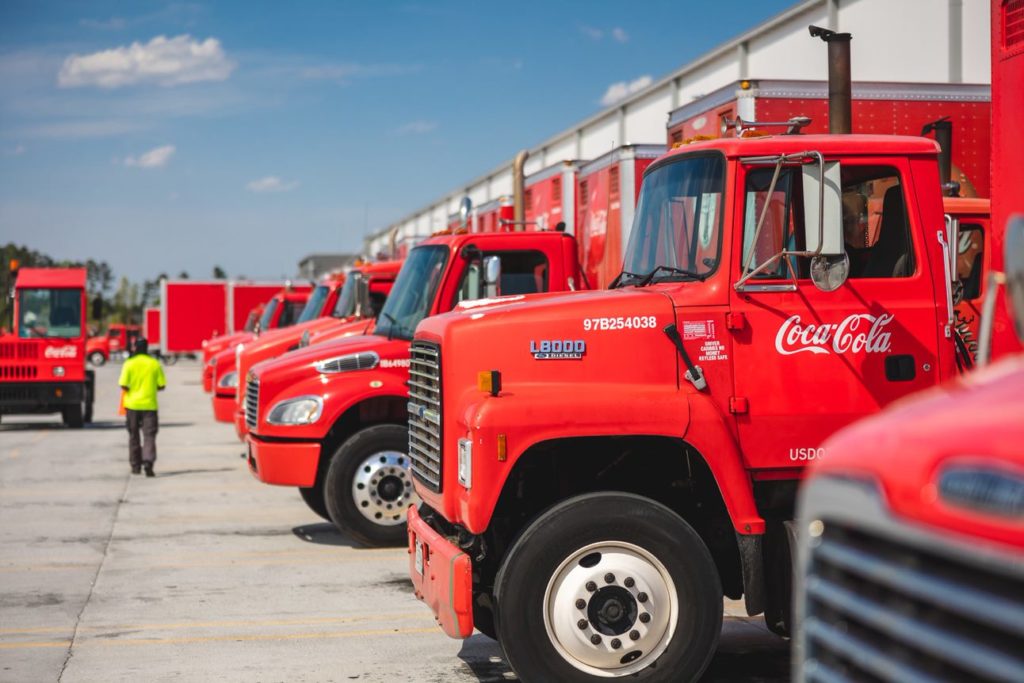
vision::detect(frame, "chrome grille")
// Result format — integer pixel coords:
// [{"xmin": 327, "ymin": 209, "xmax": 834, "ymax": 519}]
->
[
  {"xmin": 245, "ymin": 375, "xmax": 260, "ymax": 431},
  {"xmin": 803, "ymin": 518, "xmax": 1024, "ymax": 682},
  {"xmin": 407, "ymin": 340, "xmax": 442, "ymax": 492}
]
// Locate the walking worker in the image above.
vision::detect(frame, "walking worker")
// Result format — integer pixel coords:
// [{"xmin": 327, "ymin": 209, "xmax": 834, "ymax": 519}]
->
[{"xmin": 118, "ymin": 338, "xmax": 166, "ymax": 477}]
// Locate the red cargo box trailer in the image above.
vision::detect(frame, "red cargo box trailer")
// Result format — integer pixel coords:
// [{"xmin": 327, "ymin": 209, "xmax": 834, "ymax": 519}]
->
[
  {"xmin": 472, "ymin": 196, "xmax": 514, "ymax": 233},
  {"xmin": 577, "ymin": 144, "xmax": 665, "ymax": 289},
  {"xmin": 667, "ymin": 79, "xmax": 991, "ymax": 197},
  {"xmin": 524, "ymin": 160, "xmax": 582, "ymax": 235},
  {"xmin": 144, "ymin": 307, "xmax": 160, "ymax": 346},
  {"xmin": 160, "ymin": 280, "xmax": 228, "ymax": 355}
]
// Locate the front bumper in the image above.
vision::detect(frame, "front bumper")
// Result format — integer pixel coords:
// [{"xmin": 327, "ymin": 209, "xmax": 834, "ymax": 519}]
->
[
  {"xmin": 407, "ymin": 506, "xmax": 474, "ymax": 639},
  {"xmin": 212, "ymin": 392, "xmax": 236, "ymax": 423},
  {"xmin": 246, "ymin": 435, "xmax": 320, "ymax": 487},
  {"xmin": 0, "ymin": 382, "xmax": 84, "ymax": 412}
]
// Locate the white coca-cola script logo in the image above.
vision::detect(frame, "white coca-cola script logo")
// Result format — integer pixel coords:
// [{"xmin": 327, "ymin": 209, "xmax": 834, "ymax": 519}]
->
[
  {"xmin": 775, "ymin": 314, "xmax": 894, "ymax": 356},
  {"xmin": 44, "ymin": 345, "xmax": 78, "ymax": 359}
]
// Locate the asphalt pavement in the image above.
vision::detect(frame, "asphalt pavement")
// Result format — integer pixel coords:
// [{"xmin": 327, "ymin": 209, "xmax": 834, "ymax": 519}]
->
[{"xmin": 0, "ymin": 361, "xmax": 789, "ymax": 682}]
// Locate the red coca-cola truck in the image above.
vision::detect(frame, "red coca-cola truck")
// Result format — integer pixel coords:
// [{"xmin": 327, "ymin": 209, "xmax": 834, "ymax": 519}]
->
[
  {"xmin": 243, "ymin": 226, "xmax": 586, "ymax": 546},
  {"xmin": 1, "ymin": 267, "xmax": 93, "ymax": 427},
  {"xmin": 403, "ymin": 28, "xmax": 1017, "ymax": 681},
  {"xmin": 794, "ymin": 4, "xmax": 1023, "ymax": 680},
  {"xmin": 85, "ymin": 323, "xmax": 141, "ymax": 366},
  {"xmin": 228, "ymin": 260, "xmax": 401, "ymax": 440}
]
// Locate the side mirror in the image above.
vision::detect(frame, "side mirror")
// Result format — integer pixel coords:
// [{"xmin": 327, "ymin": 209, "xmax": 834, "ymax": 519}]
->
[
  {"xmin": 483, "ymin": 255, "xmax": 502, "ymax": 298},
  {"xmin": 458, "ymin": 196, "xmax": 473, "ymax": 232},
  {"xmin": 1007, "ymin": 215, "xmax": 1024, "ymax": 342},
  {"xmin": 802, "ymin": 160, "xmax": 844, "ymax": 257},
  {"xmin": 353, "ymin": 275, "xmax": 370, "ymax": 318}
]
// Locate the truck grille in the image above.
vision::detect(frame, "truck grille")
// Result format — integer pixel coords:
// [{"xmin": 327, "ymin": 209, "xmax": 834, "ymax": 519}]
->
[
  {"xmin": 0, "ymin": 365, "xmax": 39, "ymax": 380},
  {"xmin": 245, "ymin": 375, "xmax": 260, "ymax": 431},
  {"xmin": 803, "ymin": 518, "xmax": 1024, "ymax": 682},
  {"xmin": 407, "ymin": 340, "xmax": 442, "ymax": 492},
  {"xmin": 0, "ymin": 342, "xmax": 39, "ymax": 360}
]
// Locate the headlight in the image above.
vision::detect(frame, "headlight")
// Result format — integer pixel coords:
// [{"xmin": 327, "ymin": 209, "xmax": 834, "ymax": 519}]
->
[
  {"xmin": 458, "ymin": 438, "xmax": 472, "ymax": 489},
  {"xmin": 53, "ymin": 366, "xmax": 66, "ymax": 377},
  {"xmin": 267, "ymin": 395, "xmax": 323, "ymax": 425},
  {"xmin": 218, "ymin": 371, "xmax": 238, "ymax": 388},
  {"xmin": 314, "ymin": 351, "xmax": 379, "ymax": 373}
]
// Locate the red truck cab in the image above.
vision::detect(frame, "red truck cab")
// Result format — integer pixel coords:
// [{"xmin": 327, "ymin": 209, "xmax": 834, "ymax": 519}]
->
[
  {"xmin": 244, "ymin": 229, "xmax": 584, "ymax": 546},
  {"xmin": 201, "ymin": 304, "xmax": 262, "ymax": 393},
  {"xmin": 1, "ymin": 267, "xmax": 93, "ymax": 427},
  {"xmin": 226, "ymin": 260, "xmax": 401, "ymax": 438},
  {"xmin": 86, "ymin": 323, "xmax": 142, "ymax": 366},
  {"xmin": 405, "ymin": 132, "xmax": 1016, "ymax": 679}
]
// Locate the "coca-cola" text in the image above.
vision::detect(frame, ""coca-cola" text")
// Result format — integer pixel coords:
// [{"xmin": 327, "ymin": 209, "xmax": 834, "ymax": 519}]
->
[
  {"xmin": 44, "ymin": 345, "xmax": 78, "ymax": 359},
  {"xmin": 775, "ymin": 313, "xmax": 894, "ymax": 356}
]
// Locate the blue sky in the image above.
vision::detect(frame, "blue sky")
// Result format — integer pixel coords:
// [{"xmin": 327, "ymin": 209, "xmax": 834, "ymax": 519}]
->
[{"xmin": 0, "ymin": 0, "xmax": 795, "ymax": 282}]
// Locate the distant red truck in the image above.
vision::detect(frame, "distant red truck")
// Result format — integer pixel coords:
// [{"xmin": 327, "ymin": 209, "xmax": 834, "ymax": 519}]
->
[
  {"xmin": 1, "ymin": 267, "xmax": 93, "ymax": 427},
  {"xmin": 85, "ymin": 323, "xmax": 141, "ymax": 366}
]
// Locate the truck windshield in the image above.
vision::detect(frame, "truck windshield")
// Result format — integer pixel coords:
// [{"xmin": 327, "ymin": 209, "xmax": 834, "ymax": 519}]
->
[
  {"xmin": 18, "ymin": 288, "xmax": 82, "ymax": 338},
  {"xmin": 331, "ymin": 275, "xmax": 358, "ymax": 318},
  {"xmin": 373, "ymin": 246, "xmax": 448, "ymax": 341},
  {"xmin": 258, "ymin": 299, "xmax": 278, "ymax": 330},
  {"xmin": 620, "ymin": 153, "xmax": 725, "ymax": 285},
  {"xmin": 297, "ymin": 285, "xmax": 330, "ymax": 324}
]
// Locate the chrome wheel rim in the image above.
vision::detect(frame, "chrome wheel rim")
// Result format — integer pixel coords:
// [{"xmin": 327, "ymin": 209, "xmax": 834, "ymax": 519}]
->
[
  {"xmin": 542, "ymin": 540, "xmax": 678, "ymax": 677},
  {"xmin": 351, "ymin": 450, "xmax": 418, "ymax": 525}
]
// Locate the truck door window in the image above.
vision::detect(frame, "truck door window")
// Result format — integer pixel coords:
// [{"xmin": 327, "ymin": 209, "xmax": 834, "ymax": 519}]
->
[
  {"xmin": 956, "ymin": 224, "xmax": 984, "ymax": 300},
  {"xmin": 453, "ymin": 250, "xmax": 550, "ymax": 304},
  {"xmin": 18, "ymin": 288, "xmax": 82, "ymax": 338},
  {"xmin": 741, "ymin": 165, "xmax": 914, "ymax": 280},
  {"xmin": 278, "ymin": 300, "xmax": 305, "ymax": 327}
]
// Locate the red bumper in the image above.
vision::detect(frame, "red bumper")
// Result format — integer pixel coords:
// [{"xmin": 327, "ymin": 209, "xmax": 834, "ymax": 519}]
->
[
  {"xmin": 212, "ymin": 392, "xmax": 236, "ymax": 423},
  {"xmin": 233, "ymin": 408, "xmax": 248, "ymax": 442},
  {"xmin": 246, "ymin": 435, "xmax": 320, "ymax": 487},
  {"xmin": 407, "ymin": 506, "xmax": 474, "ymax": 639}
]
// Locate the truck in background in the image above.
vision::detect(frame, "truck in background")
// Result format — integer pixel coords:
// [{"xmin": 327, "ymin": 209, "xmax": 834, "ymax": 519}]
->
[
  {"xmin": 244, "ymin": 225, "xmax": 586, "ymax": 545},
  {"xmin": 1, "ymin": 267, "xmax": 93, "ymax": 427},
  {"xmin": 404, "ymin": 26, "xmax": 1016, "ymax": 681},
  {"xmin": 794, "ymin": 4, "xmax": 1023, "ymax": 679},
  {"xmin": 85, "ymin": 322, "xmax": 141, "ymax": 366}
]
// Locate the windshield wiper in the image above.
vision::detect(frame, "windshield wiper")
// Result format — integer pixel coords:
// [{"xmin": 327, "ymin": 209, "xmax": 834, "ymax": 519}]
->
[
  {"xmin": 610, "ymin": 270, "xmax": 645, "ymax": 289},
  {"xmin": 637, "ymin": 265, "xmax": 705, "ymax": 287}
]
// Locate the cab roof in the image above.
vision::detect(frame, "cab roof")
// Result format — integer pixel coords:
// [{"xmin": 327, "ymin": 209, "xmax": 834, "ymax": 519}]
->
[
  {"xmin": 420, "ymin": 229, "xmax": 574, "ymax": 247},
  {"xmin": 663, "ymin": 134, "xmax": 941, "ymax": 163},
  {"xmin": 15, "ymin": 267, "xmax": 87, "ymax": 289}
]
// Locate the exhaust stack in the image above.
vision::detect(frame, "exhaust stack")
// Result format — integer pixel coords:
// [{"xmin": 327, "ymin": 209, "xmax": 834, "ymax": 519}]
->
[
  {"xmin": 809, "ymin": 25, "xmax": 853, "ymax": 134},
  {"xmin": 512, "ymin": 149, "xmax": 529, "ymax": 231},
  {"xmin": 922, "ymin": 117, "xmax": 958, "ymax": 196}
]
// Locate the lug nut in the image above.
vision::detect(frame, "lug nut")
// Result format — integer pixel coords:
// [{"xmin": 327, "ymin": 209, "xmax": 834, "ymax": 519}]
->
[
  {"xmin": 575, "ymin": 599, "xmax": 586, "ymax": 610},
  {"xmin": 590, "ymin": 634, "xmax": 602, "ymax": 645},
  {"xmin": 630, "ymin": 630, "xmax": 640, "ymax": 641},
  {"xmin": 610, "ymin": 638, "xmax": 621, "ymax": 649},
  {"xmin": 637, "ymin": 592, "xmax": 648, "ymax": 603},
  {"xmin": 604, "ymin": 572, "xmax": 615, "ymax": 584},
  {"xmin": 577, "ymin": 619, "xmax": 588, "ymax": 630},
  {"xmin": 639, "ymin": 612, "xmax": 651, "ymax": 623},
  {"xmin": 624, "ymin": 577, "xmax": 635, "ymax": 588},
  {"xmin": 585, "ymin": 581, "xmax": 597, "ymax": 592}
]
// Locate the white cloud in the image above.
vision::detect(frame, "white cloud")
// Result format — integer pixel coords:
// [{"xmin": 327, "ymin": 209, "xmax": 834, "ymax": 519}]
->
[
  {"xmin": 57, "ymin": 35, "xmax": 235, "ymax": 89},
  {"xmin": 611, "ymin": 27, "xmax": 629, "ymax": 43},
  {"xmin": 246, "ymin": 176, "xmax": 299, "ymax": 193},
  {"xmin": 124, "ymin": 144, "xmax": 176, "ymax": 168},
  {"xmin": 580, "ymin": 25, "xmax": 604, "ymax": 40},
  {"xmin": 600, "ymin": 75, "xmax": 653, "ymax": 106},
  {"xmin": 396, "ymin": 120, "xmax": 437, "ymax": 135}
]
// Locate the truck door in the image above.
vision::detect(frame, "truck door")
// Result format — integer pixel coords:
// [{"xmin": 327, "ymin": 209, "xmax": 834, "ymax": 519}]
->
[{"xmin": 728, "ymin": 159, "xmax": 942, "ymax": 471}]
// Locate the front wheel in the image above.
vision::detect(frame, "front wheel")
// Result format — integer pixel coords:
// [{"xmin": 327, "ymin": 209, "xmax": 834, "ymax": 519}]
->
[
  {"xmin": 323, "ymin": 424, "xmax": 419, "ymax": 546},
  {"xmin": 62, "ymin": 403, "xmax": 84, "ymax": 429},
  {"xmin": 88, "ymin": 351, "xmax": 106, "ymax": 367},
  {"xmin": 494, "ymin": 492, "xmax": 723, "ymax": 683}
]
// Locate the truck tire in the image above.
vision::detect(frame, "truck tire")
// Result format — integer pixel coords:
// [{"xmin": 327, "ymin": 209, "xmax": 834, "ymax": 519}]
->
[
  {"xmin": 493, "ymin": 492, "xmax": 722, "ymax": 683},
  {"xmin": 62, "ymin": 404, "xmax": 84, "ymax": 429},
  {"xmin": 163, "ymin": 354, "xmax": 178, "ymax": 366},
  {"xmin": 84, "ymin": 372, "xmax": 94, "ymax": 424},
  {"xmin": 323, "ymin": 424, "xmax": 418, "ymax": 547},
  {"xmin": 298, "ymin": 484, "xmax": 330, "ymax": 522},
  {"xmin": 88, "ymin": 351, "xmax": 106, "ymax": 367}
]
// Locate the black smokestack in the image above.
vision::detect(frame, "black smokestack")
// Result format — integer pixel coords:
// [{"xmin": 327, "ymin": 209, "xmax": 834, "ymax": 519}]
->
[{"xmin": 810, "ymin": 25, "xmax": 853, "ymax": 134}]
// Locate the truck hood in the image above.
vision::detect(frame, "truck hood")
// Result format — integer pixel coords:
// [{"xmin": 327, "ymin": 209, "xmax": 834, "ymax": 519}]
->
[
  {"xmin": 415, "ymin": 287, "xmax": 679, "ymax": 394},
  {"xmin": 250, "ymin": 333, "xmax": 406, "ymax": 386}
]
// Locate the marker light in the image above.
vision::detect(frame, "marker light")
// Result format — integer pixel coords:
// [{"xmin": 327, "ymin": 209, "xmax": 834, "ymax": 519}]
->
[
  {"xmin": 497, "ymin": 433, "xmax": 507, "ymax": 462},
  {"xmin": 477, "ymin": 370, "xmax": 502, "ymax": 396},
  {"xmin": 458, "ymin": 438, "xmax": 473, "ymax": 489},
  {"xmin": 53, "ymin": 366, "xmax": 66, "ymax": 377}
]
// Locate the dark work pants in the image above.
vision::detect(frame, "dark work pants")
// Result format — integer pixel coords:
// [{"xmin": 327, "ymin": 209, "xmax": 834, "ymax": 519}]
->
[{"xmin": 126, "ymin": 409, "xmax": 158, "ymax": 467}]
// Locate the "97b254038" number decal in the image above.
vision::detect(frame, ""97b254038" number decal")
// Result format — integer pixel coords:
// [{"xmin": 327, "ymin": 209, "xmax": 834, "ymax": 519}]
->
[{"xmin": 583, "ymin": 316, "xmax": 657, "ymax": 331}]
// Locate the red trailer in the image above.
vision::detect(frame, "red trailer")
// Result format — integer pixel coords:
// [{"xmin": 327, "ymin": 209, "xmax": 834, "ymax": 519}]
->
[
  {"xmin": 144, "ymin": 307, "xmax": 160, "ymax": 347},
  {"xmin": 472, "ymin": 196, "xmax": 514, "ymax": 234},
  {"xmin": 667, "ymin": 79, "xmax": 991, "ymax": 198},
  {"xmin": 524, "ymin": 161, "xmax": 581, "ymax": 234},
  {"xmin": 577, "ymin": 145, "xmax": 665, "ymax": 289}
]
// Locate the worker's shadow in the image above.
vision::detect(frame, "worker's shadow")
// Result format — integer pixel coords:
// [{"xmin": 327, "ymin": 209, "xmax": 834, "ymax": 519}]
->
[{"xmin": 290, "ymin": 522, "xmax": 364, "ymax": 549}]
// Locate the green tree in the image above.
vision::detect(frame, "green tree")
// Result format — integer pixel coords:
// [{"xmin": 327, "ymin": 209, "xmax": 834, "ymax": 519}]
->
[{"xmin": 213, "ymin": 265, "xmax": 227, "ymax": 279}]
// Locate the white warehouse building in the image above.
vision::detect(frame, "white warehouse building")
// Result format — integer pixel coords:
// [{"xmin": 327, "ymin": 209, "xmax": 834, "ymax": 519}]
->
[{"xmin": 363, "ymin": 0, "xmax": 991, "ymax": 257}]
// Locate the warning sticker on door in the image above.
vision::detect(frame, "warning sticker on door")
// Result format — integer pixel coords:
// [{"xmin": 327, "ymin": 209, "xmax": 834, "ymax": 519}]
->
[{"xmin": 682, "ymin": 320, "xmax": 716, "ymax": 340}]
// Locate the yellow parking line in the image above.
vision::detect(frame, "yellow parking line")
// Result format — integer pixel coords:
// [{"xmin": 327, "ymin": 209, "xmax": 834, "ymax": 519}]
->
[{"xmin": 0, "ymin": 626, "xmax": 439, "ymax": 650}]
